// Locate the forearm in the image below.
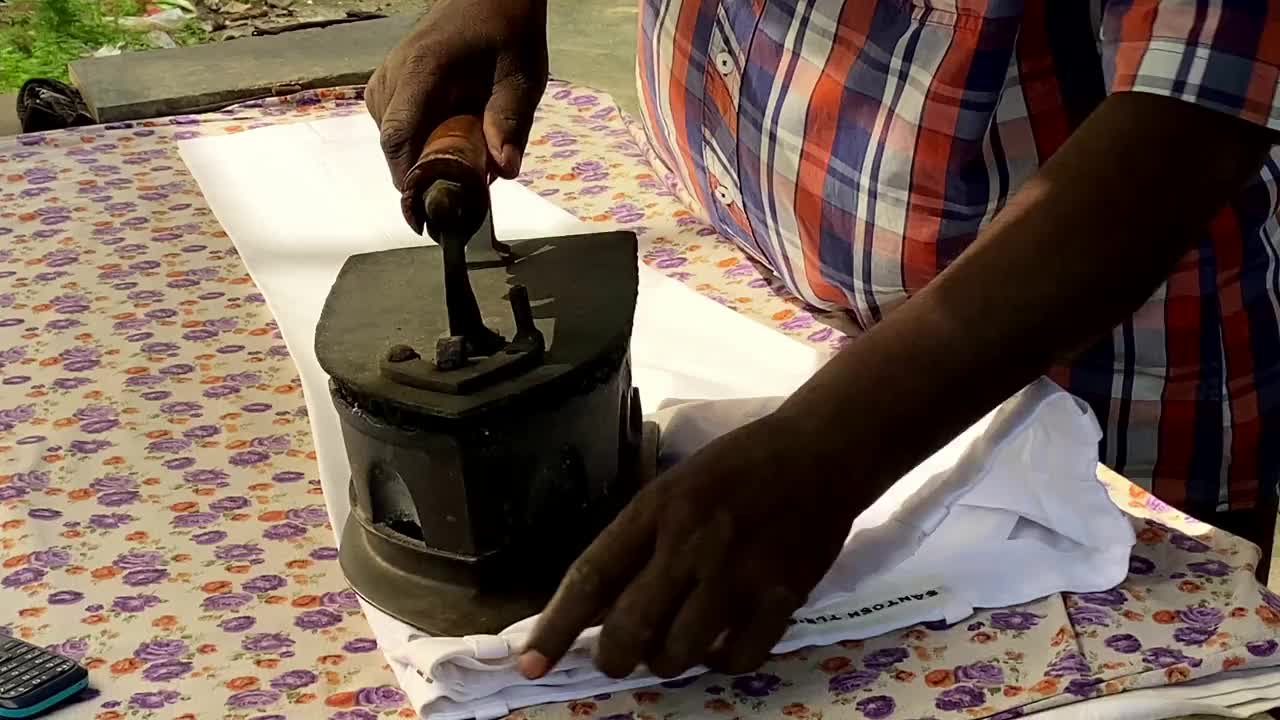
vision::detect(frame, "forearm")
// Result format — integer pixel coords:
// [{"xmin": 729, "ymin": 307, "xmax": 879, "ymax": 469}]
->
[{"xmin": 779, "ymin": 91, "xmax": 1274, "ymax": 499}]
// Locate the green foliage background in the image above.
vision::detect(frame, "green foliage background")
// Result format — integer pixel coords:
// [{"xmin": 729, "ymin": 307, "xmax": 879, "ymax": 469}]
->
[{"xmin": 0, "ymin": 0, "xmax": 205, "ymax": 91}]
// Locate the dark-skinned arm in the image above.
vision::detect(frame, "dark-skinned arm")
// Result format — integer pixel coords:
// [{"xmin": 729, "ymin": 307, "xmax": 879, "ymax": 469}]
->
[
  {"xmin": 778, "ymin": 91, "xmax": 1276, "ymax": 500},
  {"xmin": 518, "ymin": 91, "xmax": 1277, "ymax": 682}
]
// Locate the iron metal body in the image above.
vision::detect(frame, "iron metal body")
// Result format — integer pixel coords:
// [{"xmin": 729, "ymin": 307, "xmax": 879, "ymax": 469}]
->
[{"xmin": 316, "ymin": 134, "xmax": 657, "ymax": 634}]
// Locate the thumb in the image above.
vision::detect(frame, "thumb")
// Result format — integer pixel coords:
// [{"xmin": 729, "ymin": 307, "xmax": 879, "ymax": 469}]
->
[{"xmin": 483, "ymin": 74, "xmax": 543, "ymax": 179}]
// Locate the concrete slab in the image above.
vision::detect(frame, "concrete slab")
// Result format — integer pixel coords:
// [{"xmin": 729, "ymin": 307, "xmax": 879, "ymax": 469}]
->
[
  {"xmin": 67, "ymin": 0, "xmax": 639, "ymax": 124},
  {"xmin": 547, "ymin": 0, "xmax": 639, "ymax": 116},
  {"xmin": 0, "ymin": 94, "xmax": 19, "ymax": 136},
  {"xmin": 69, "ymin": 15, "xmax": 417, "ymax": 123}
]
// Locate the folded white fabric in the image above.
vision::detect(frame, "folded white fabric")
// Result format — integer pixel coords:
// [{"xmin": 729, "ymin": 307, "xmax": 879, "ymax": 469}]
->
[
  {"xmin": 1031, "ymin": 665, "xmax": 1280, "ymax": 720},
  {"xmin": 382, "ymin": 380, "xmax": 1135, "ymax": 720},
  {"xmin": 177, "ymin": 117, "xmax": 1134, "ymax": 720}
]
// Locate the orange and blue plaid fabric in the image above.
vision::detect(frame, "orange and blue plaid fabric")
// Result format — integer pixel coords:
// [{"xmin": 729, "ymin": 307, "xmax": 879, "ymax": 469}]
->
[{"xmin": 636, "ymin": 0, "xmax": 1280, "ymax": 512}]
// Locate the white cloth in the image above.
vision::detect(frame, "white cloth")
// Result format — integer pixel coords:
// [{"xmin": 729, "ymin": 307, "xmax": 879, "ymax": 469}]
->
[
  {"xmin": 178, "ymin": 115, "xmax": 1267, "ymax": 720},
  {"xmin": 176, "ymin": 114, "xmax": 824, "ymax": 538},
  {"xmin": 385, "ymin": 381, "xmax": 1133, "ymax": 720}
]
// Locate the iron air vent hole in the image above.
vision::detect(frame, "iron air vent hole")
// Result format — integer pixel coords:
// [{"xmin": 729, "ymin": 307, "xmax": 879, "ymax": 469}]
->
[{"xmin": 369, "ymin": 463, "xmax": 425, "ymax": 542}]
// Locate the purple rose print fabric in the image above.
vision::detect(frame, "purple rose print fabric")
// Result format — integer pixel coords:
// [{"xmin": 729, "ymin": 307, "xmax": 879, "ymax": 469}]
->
[{"xmin": 1, "ymin": 85, "xmax": 1279, "ymax": 720}]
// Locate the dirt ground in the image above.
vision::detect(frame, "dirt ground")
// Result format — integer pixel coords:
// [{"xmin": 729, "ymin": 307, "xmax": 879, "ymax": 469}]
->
[
  {"xmin": 0, "ymin": 0, "xmax": 424, "ymax": 56},
  {"xmin": 195, "ymin": 0, "xmax": 425, "ymax": 44},
  {"xmin": 296, "ymin": 0, "xmax": 420, "ymax": 19}
]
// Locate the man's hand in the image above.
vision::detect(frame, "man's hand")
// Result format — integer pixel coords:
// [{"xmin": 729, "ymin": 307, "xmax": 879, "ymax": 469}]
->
[
  {"xmin": 518, "ymin": 413, "xmax": 863, "ymax": 680},
  {"xmin": 517, "ymin": 92, "xmax": 1275, "ymax": 683},
  {"xmin": 365, "ymin": 0, "xmax": 548, "ymax": 190}
]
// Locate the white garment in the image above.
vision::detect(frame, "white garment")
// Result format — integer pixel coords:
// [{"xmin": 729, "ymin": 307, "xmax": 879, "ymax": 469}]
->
[
  {"xmin": 383, "ymin": 381, "xmax": 1134, "ymax": 720},
  {"xmin": 177, "ymin": 114, "xmax": 824, "ymax": 537},
  {"xmin": 180, "ymin": 115, "xmax": 1278, "ymax": 720},
  {"xmin": 176, "ymin": 114, "xmax": 829, "ymax": 717}
]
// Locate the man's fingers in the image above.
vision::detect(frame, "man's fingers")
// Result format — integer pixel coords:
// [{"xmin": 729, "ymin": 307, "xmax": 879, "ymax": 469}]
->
[
  {"xmin": 377, "ymin": 66, "xmax": 457, "ymax": 192},
  {"xmin": 376, "ymin": 88, "xmax": 421, "ymax": 192},
  {"xmin": 593, "ymin": 505, "xmax": 735, "ymax": 679},
  {"xmin": 520, "ymin": 504, "xmax": 655, "ymax": 678},
  {"xmin": 483, "ymin": 71, "xmax": 545, "ymax": 178},
  {"xmin": 705, "ymin": 586, "xmax": 801, "ymax": 675},
  {"xmin": 643, "ymin": 510, "xmax": 735, "ymax": 678},
  {"xmin": 364, "ymin": 65, "xmax": 390, "ymax": 126},
  {"xmin": 647, "ymin": 581, "xmax": 731, "ymax": 678},
  {"xmin": 594, "ymin": 559, "xmax": 689, "ymax": 679}
]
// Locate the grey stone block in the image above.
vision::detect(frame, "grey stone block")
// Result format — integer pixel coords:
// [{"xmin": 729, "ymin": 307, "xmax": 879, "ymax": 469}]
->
[
  {"xmin": 66, "ymin": 0, "xmax": 640, "ymax": 125},
  {"xmin": 69, "ymin": 15, "xmax": 415, "ymax": 123},
  {"xmin": 0, "ymin": 94, "xmax": 19, "ymax": 137}
]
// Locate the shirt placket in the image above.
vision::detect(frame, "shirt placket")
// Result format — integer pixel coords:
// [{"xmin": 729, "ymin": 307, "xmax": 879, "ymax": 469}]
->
[{"xmin": 700, "ymin": 5, "xmax": 768, "ymax": 264}]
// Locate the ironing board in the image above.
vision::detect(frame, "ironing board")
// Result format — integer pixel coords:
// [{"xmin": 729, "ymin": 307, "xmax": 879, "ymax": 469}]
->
[{"xmin": 0, "ymin": 84, "xmax": 1278, "ymax": 720}]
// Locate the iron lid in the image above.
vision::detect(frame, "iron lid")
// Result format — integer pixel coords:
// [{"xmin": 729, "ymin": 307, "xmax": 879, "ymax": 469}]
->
[{"xmin": 315, "ymin": 231, "xmax": 639, "ymax": 420}]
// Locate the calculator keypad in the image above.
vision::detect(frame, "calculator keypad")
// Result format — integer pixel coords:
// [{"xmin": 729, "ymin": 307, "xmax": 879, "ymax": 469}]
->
[{"xmin": 0, "ymin": 638, "xmax": 75, "ymax": 700}]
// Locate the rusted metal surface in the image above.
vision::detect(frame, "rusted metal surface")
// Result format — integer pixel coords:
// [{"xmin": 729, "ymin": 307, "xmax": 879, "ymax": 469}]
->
[{"xmin": 316, "ymin": 197, "xmax": 657, "ymax": 633}]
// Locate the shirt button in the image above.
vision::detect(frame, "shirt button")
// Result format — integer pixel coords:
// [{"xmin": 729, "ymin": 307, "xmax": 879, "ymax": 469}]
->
[
  {"xmin": 715, "ymin": 52, "xmax": 735, "ymax": 76},
  {"xmin": 714, "ymin": 184, "xmax": 735, "ymax": 206}
]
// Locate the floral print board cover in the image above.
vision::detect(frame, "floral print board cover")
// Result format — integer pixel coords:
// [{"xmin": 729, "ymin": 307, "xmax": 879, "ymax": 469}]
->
[{"xmin": 1, "ymin": 84, "xmax": 1279, "ymax": 720}]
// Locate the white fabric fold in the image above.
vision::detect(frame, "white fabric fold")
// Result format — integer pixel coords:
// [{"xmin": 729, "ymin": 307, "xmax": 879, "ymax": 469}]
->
[
  {"xmin": 385, "ymin": 379, "xmax": 1134, "ymax": 720},
  {"xmin": 175, "ymin": 116, "xmax": 1206, "ymax": 720}
]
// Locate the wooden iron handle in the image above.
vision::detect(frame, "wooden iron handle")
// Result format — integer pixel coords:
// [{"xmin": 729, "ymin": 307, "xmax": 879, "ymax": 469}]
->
[{"xmin": 401, "ymin": 114, "xmax": 490, "ymax": 238}]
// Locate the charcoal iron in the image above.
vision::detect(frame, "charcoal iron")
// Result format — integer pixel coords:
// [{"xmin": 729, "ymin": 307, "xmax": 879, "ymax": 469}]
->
[{"xmin": 316, "ymin": 115, "xmax": 659, "ymax": 636}]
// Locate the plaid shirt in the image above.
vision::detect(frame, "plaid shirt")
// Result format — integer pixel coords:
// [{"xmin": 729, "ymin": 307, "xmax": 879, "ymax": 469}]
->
[{"xmin": 636, "ymin": 0, "xmax": 1280, "ymax": 512}]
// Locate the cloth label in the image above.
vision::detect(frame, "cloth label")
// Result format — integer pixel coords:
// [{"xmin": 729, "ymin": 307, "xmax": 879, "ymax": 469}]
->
[{"xmin": 787, "ymin": 586, "xmax": 951, "ymax": 636}]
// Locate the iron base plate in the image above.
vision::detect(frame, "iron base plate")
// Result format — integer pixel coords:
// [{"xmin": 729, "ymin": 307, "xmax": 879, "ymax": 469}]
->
[{"xmin": 339, "ymin": 421, "xmax": 660, "ymax": 636}]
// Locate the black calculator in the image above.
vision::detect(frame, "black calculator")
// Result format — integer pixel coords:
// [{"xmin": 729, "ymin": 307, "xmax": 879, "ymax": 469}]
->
[{"xmin": 0, "ymin": 637, "xmax": 88, "ymax": 719}]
